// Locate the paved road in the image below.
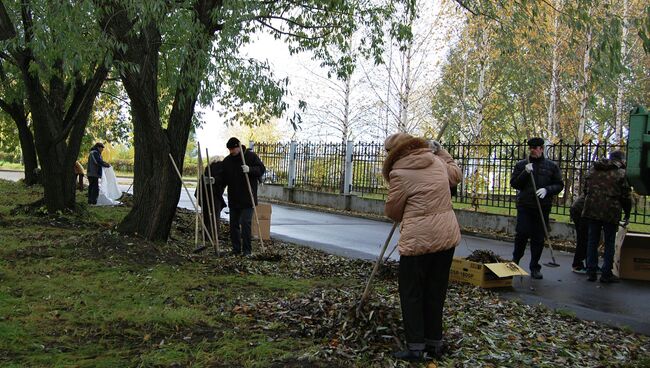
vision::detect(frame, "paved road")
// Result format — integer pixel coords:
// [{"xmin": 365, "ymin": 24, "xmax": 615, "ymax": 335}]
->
[{"xmin": 3, "ymin": 169, "xmax": 649, "ymax": 335}]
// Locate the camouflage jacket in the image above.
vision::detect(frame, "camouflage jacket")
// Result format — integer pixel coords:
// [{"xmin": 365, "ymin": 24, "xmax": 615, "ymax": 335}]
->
[{"xmin": 581, "ymin": 159, "xmax": 632, "ymax": 224}]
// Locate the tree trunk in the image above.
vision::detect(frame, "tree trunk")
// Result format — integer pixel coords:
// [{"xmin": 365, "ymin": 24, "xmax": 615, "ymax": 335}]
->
[
  {"xmin": 577, "ymin": 13, "xmax": 592, "ymax": 142},
  {"xmin": 0, "ymin": 100, "xmax": 39, "ymax": 185},
  {"xmin": 12, "ymin": 2, "xmax": 109, "ymax": 212},
  {"xmin": 114, "ymin": 18, "xmax": 208, "ymax": 240},
  {"xmin": 15, "ymin": 109, "xmax": 39, "ymax": 185},
  {"xmin": 474, "ymin": 28, "xmax": 489, "ymax": 141},
  {"xmin": 546, "ymin": 0, "xmax": 562, "ymax": 138},
  {"xmin": 614, "ymin": 0, "xmax": 629, "ymax": 144}
]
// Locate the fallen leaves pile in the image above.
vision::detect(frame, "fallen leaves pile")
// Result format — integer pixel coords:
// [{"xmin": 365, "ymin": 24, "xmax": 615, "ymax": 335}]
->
[
  {"xmin": 232, "ymin": 277, "xmax": 650, "ymax": 367},
  {"xmin": 217, "ymin": 240, "xmax": 649, "ymax": 367},
  {"xmin": 465, "ymin": 249, "xmax": 506, "ymax": 263}
]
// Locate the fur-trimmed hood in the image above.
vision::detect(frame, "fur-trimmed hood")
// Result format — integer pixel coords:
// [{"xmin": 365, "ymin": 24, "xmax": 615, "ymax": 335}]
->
[{"xmin": 382, "ymin": 137, "xmax": 432, "ymax": 182}]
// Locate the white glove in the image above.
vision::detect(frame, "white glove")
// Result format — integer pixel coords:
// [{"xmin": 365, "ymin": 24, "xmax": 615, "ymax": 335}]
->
[
  {"xmin": 525, "ymin": 163, "xmax": 533, "ymax": 173},
  {"xmin": 536, "ymin": 188, "xmax": 547, "ymax": 199},
  {"xmin": 241, "ymin": 165, "xmax": 250, "ymax": 173}
]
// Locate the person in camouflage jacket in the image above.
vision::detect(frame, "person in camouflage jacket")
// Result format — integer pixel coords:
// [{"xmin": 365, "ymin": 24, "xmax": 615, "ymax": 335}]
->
[{"xmin": 582, "ymin": 150, "xmax": 632, "ymax": 283}]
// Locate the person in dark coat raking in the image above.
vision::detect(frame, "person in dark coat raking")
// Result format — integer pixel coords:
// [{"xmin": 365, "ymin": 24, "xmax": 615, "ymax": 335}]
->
[
  {"xmin": 86, "ymin": 142, "xmax": 110, "ymax": 205},
  {"xmin": 510, "ymin": 137, "xmax": 564, "ymax": 280},
  {"xmin": 218, "ymin": 137, "xmax": 265, "ymax": 256}
]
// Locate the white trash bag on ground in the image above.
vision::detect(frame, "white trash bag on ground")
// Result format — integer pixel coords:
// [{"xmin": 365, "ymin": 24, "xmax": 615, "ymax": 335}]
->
[{"xmin": 96, "ymin": 167, "xmax": 121, "ymax": 206}]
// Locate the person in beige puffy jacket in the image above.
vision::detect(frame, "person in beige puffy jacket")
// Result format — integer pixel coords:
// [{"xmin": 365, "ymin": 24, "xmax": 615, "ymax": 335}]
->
[{"xmin": 383, "ymin": 133, "xmax": 462, "ymax": 361}]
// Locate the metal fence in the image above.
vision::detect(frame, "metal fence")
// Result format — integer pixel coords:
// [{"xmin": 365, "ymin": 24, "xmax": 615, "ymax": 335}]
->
[{"xmin": 254, "ymin": 140, "xmax": 649, "ymax": 225}]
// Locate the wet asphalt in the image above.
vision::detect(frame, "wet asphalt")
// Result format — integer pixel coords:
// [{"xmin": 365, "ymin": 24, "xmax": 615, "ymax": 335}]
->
[{"xmin": 2, "ymin": 170, "xmax": 649, "ymax": 335}]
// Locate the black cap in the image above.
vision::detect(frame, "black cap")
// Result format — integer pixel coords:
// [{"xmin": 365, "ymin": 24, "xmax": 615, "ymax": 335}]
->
[
  {"xmin": 94, "ymin": 142, "xmax": 105, "ymax": 149},
  {"xmin": 226, "ymin": 137, "xmax": 240, "ymax": 149},
  {"xmin": 527, "ymin": 137, "xmax": 544, "ymax": 147}
]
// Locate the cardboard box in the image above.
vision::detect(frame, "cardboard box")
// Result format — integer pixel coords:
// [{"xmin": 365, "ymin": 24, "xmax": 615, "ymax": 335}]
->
[
  {"xmin": 252, "ymin": 219, "xmax": 270, "ymax": 240},
  {"xmin": 256, "ymin": 203, "xmax": 272, "ymax": 220},
  {"xmin": 449, "ymin": 257, "xmax": 528, "ymax": 288},
  {"xmin": 614, "ymin": 232, "xmax": 650, "ymax": 281}
]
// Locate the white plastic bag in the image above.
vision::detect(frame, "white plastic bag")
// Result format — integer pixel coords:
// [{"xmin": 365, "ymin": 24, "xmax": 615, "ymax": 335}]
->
[{"xmin": 96, "ymin": 167, "xmax": 121, "ymax": 206}]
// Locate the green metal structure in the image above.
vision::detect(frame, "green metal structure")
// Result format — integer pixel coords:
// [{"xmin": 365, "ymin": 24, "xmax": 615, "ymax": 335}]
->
[{"xmin": 627, "ymin": 106, "xmax": 650, "ymax": 195}]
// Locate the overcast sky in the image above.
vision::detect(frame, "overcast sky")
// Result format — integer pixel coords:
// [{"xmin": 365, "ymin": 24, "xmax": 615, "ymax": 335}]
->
[{"xmin": 196, "ymin": 1, "xmax": 461, "ymax": 156}]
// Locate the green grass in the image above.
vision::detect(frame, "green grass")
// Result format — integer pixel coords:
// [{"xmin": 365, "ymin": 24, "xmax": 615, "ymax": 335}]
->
[
  {"xmin": 0, "ymin": 179, "xmax": 357, "ymax": 367},
  {"xmin": 0, "ymin": 161, "xmax": 23, "ymax": 170}
]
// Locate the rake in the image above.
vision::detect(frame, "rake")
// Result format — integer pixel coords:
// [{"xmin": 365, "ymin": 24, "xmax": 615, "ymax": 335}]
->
[{"xmin": 527, "ymin": 167, "xmax": 560, "ymax": 267}]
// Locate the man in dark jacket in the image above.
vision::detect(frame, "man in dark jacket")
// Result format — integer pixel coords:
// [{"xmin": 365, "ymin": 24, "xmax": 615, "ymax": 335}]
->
[
  {"xmin": 510, "ymin": 137, "xmax": 564, "ymax": 279},
  {"xmin": 218, "ymin": 137, "xmax": 265, "ymax": 256},
  {"xmin": 87, "ymin": 142, "xmax": 110, "ymax": 205},
  {"xmin": 582, "ymin": 150, "xmax": 632, "ymax": 283}
]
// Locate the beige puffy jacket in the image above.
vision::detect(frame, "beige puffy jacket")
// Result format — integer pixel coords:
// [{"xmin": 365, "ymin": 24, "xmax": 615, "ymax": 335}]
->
[{"xmin": 383, "ymin": 137, "xmax": 462, "ymax": 256}]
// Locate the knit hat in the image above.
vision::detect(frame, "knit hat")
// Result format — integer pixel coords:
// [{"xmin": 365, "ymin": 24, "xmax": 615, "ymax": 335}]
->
[
  {"xmin": 226, "ymin": 137, "xmax": 240, "ymax": 149},
  {"xmin": 527, "ymin": 137, "xmax": 544, "ymax": 147},
  {"xmin": 384, "ymin": 132, "xmax": 412, "ymax": 152}
]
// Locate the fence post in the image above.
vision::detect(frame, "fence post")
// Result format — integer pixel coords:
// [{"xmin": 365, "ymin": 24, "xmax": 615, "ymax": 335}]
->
[
  {"xmin": 287, "ymin": 141, "xmax": 297, "ymax": 188},
  {"xmin": 344, "ymin": 140, "xmax": 354, "ymax": 195}
]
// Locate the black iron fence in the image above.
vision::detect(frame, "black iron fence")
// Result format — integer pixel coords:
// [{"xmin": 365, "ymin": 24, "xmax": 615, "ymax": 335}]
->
[{"xmin": 254, "ymin": 140, "xmax": 649, "ymax": 225}]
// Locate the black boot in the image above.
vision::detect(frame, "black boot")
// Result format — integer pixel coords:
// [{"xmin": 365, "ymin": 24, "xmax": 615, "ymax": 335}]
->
[{"xmin": 425, "ymin": 340, "xmax": 447, "ymax": 359}]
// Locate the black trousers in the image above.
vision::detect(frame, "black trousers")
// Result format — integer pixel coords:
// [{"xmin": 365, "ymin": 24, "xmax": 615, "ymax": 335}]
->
[
  {"xmin": 572, "ymin": 217, "xmax": 588, "ymax": 268},
  {"xmin": 399, "ymin": 247, "xmax": 455, "ymax": 347},
  {"xmin": 88, "ymin": 177, "xmax": 99, "ymax": 204},
  {"xmin": 513, "ymin": 206, "xmax": 549, "ymax": 272},
  {"xmin": 229, "ymin": 207, "xmax": 253, "ymax": 255}
]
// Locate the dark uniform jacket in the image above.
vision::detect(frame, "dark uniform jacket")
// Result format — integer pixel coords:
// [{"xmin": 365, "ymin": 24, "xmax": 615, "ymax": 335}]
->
[
  {"xmin": 510, "ymin": 155, "xmax": 564, "ymax": 210},
  {"xmin": 581, "ymin": 159, "xmax": 632, "ymax": 224},
  {"xmin": 87, "ymin": 148, "xmax": 109, "ymax": 178},
  {"xmin": 218, "ymin": 147, "xmax": 265, "ymax": 209}
]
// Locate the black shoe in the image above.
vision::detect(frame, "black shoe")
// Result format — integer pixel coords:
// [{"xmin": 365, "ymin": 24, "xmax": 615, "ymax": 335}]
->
[
  {"xmin": 587, "ymin": 272, "xmax": 597, "ymax": 282},
  {"xmin": 530, "ymin": 270, "xmax": 543, "ymax": 279},
  {"xmin": 393, "ymin": 349, "xmax": 425, "ymax": 361},
  {"xmin": 600, "ymin": 275, "xmax": 620, "ymax": 284},
  {"xmin": 425, "ymin": 343, "xmax": 447, "ymax": 359}
]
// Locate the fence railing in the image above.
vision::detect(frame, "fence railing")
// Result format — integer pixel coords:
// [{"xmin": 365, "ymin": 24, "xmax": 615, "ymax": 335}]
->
[{"xmin": 254, "ymin": 140, "xmax": 649, "ymax": 225}]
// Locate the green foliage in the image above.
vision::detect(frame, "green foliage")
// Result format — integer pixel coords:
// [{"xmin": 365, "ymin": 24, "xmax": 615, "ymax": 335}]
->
[{"xmin": 431, "ymin": 0, "xmax": 649, "ymax": 143}]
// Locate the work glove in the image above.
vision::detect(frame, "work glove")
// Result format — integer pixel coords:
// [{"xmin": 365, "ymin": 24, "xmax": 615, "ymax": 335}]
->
[
  {"xmin": 525, "ymin": 163, "xmax": 533, "ymax": 173},
  {"xmin": 536, "ymin": 188, "xmax": 547, "ymax": 199},
  {"xmin": 430, "ymin": 140, "xmax": 442, "ymax": 153},
  {"xmin": 241, "ymin": 165, "xmax": 250, "ymax": 173}
]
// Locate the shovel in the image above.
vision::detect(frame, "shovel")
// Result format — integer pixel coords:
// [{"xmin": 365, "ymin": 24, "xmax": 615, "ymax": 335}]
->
[{"xmin": 527, "ymin": 166, "xmax": 560, "ymax": 267}]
